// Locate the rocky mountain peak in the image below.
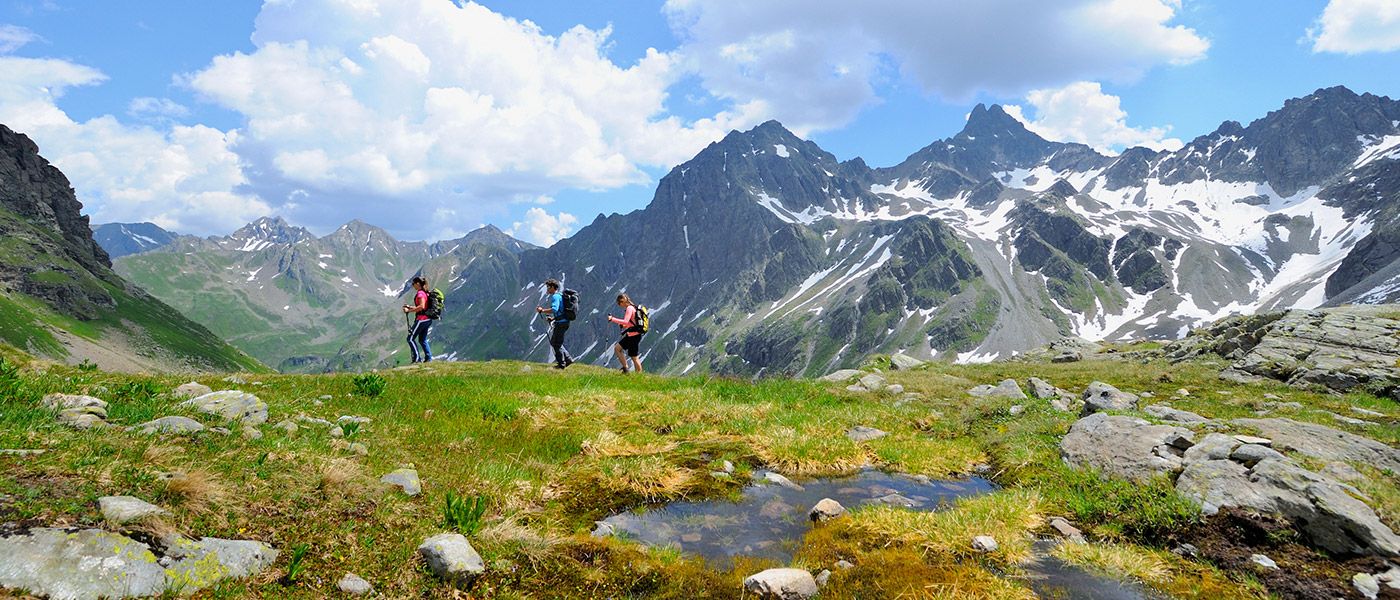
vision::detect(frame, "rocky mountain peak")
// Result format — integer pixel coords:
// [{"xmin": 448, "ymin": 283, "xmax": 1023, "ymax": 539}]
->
[
  {"xmin": 0, "ymin": 124, "xmax": 111, "ymax": 272},
  {"xmin": 219, "ymin": 216, "xmax": 314, "ymax": 253}
]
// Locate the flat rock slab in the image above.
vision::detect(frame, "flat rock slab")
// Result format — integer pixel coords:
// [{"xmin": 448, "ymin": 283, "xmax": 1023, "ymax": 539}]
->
[
  {"xmin": 131, "ymin": 416, "xmax": 205, "ymax": 435},
  {"xmin": 890, "ymin": 354, "xmax": 926, "ymax": 370},
  {"xmin": 42, "ymin": 393, "xmax": 107, "ymax": 411},
  {"xmin": 967, "ymin": 379, "xmax": 1026, "ymax": 399},
  {"xmin": 418, "ymin": 533, "xmax": 484, "ymax": 588},
  {"xmin": 339, "ymin": 572, "xmax": 373, "ymax": 595},
  {"xmin": 0, "ymin": 528, "xmax": 167, "ymax": 599},
  {"xmin": 163, "ymin": 535, "xmax": 279, "ymax": 583},
  {"xmin": 182, "ymin": 390, "xmax": 268, "ymax": 425},
  {"xmin": 1145, "ymin": 404, "xmax": 1210, "ymax": 424},
  {"xmin": 381, "ymin": 468, "xmax": 422, "ymax": 496},
  {"xmin": 1232, "ymin": 418, "xmax": 1400, "ymax": 473},
  {"xmin": 98, "ymin": 496, "xmax": 167, "ymax": 524},
  {"xmin": 1060, "ymin": 413, "xmax": 1194, "ymax": 482},
  {"xmin": 1081, "ymin": 382, "xmax": 1139, "ymax": 415},
  {"xmin": 743, "ymin": 568, "xmax": 818, "ymax": 599}
]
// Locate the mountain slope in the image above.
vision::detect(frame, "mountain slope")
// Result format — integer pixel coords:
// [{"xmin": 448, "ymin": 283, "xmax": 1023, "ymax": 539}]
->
[
  {"xmin": 115, "ymin": 86, "xmax": 1400, "ymax": 376},
  {"xmin": 116, "ymin": 218, "xmax": 533, "ymax": 371},
  {"xmin": 93, "ymin": 222, "xmax": 179, "ymax": 258},
  {"xmin": 0, "ymin": 124, "xmax": 263, "ymax": 372}
]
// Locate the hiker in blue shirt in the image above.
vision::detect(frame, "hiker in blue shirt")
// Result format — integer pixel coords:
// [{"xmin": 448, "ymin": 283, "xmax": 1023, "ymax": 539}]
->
[{"xmin": 535, "ymin": 279, "xmax": 574, "ymax": 369}]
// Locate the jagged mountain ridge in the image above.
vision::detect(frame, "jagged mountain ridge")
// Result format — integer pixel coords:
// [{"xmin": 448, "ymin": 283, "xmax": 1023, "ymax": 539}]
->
[
  {"xmin": 119, "ymin": 86, "xmax": 1400, "ymax": 376},
  {"xmin": 0, "ymin": 124, "xmax": 262, "ymax": 372},
  {"xmin": 93, "ymin": 222, "xmax": 179, "ymax": 259}
]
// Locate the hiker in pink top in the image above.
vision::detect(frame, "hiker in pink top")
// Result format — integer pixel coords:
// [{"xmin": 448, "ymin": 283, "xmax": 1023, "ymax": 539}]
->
[
  {"xmin": 607, "ymin": 293, "xmax": 643, "ymax": 374},
  {"xmin": 402, "ymin": 276, "xmax": 432, "ymax": 363}
]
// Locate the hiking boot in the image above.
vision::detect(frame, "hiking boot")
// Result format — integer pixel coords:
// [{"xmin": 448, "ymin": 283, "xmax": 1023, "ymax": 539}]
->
[
  {"xmin": 553, "ymin": 364, "xmax": 566, "ymax": 370},
  {"xmin": 563, "ymin": 357, "xmax": 574, "ymax": 367},
  {"xmin": 619, "ymin": 367, "xmax": 629, "ymax": 374}
]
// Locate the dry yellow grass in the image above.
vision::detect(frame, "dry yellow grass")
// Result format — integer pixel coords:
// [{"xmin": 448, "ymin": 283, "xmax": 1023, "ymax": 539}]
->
[
  {"xmin": 581, "ymin": 430, "xmax": 677, "ymax": 457},
  {"xmin": 1052, "ymin": 542, "xmax": 1269, "ymax": 600},
  {"xmin": 164, "ymin": 469, "xmax": 229, "ymax": 514},
  {"xmin": 749, "ymin": 426, "xmax": 869, "ymax": 476},
  {"xmin": 850, "ymin": 489, "xmax": 1044, "ymax": 566}
]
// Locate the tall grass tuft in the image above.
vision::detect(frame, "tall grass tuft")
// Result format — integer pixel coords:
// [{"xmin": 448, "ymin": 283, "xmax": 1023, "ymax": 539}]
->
[
  {"xmin": 352, "ymin": 373, "xmax": 387, "ymax": 398},
  {"xmin": 444, "ymin": 491, "xmax": 488, "ymax": 535}
]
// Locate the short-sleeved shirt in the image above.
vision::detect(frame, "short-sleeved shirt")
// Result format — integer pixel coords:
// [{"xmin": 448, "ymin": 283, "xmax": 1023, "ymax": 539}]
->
[{"xmin": 416, "ymin": 290, "xmax": 429, "ymax": 321}]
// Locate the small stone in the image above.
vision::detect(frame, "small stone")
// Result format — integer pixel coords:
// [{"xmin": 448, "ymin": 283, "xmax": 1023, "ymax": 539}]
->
[
  {"xmin": 1354, "ymin": 573, "xmax": 1380, "ymax": 599},
  {"xmin": 131, "ymin": 416, "xmax": 205, "ymax": 435},
  {"xmin": 1229, "ymin": 444, "xmax": 1285, "ymax": 466},
  {"xmin": 273, "ymin": 420, "xmax": 298, "ymax": 434},
  {"xmin": 210, "ymin": 427, "xmax": 231, "ymax": 436},
  {"xmin": 98, "ymin": 496, "xmax": 167, "ymax": 524},
  {"xmin": 590, "ymin": 521, "xmax": 615, "ymax": 538},
  {"xmin": 971, "ymin": 536, "xmax": 999, "ymax": 553},
  {"xmin": 1048, "ymin": 517, "xmax": 1084, "ymax": 543},
  {"xmin": 172, "ymin": 382, "xmax": 213, "ymax": 399},
  {"xmin": 873, "ymin": 493, "xmax": 920, "ymax": 508},
  {"xmin": 835, "ymin": 559, "xmax": 854, "ymax": 570},
  {"xmin": 1249, "ymin": 554, "xmax": 1278, "ymax": 571},
  {"xmin": 241, "ymin": 426, "xmax": 263, "ymax": 440},
  {"xmin": 296, "ymin": 415, "xmax": 334, "ymax": 427},
  {"xmin": 1232, "ymin": 434, "xmax": 1272, "ymax": 447},
  {"xmin": 318, "ymin": 394, "xmax": 333, "ymax": 400},
  {"xmin": 347, "ymin": 442, "xmax": 369, "ymax": 456},
  {"xmin": 381, "ymin": 468, "xmax": 421, "ymax": 496},
  {"xmin": 815, "ymin": 569, "xmax": 831, "ymax": 586},
  {"xmin": 1176, "ymin": 388, "xmax": 1190, "ymax": 397},
  {"xmin": 417, "ymin": 533, "xmax": 485, "ymax": 588},
  {"xmin": 885, "ymin": 384, "xmax": 905, "ymax": 395},
  {"xmin": 858, "ymin": 373, "xmax": 887, "ymax": 391},
  {"xmin": 338, "ymin": 415, "xmax": 372, "ymax": 425},
  {"xmin": 338, "ymin": 572, "xmax": 373, "ymax": 595},
  {"xmin": 330, "ymin": 426, "xmax": 345, "ymax": 438},
  {"xmin": 846, "ymin": 426, "xmax": 887, "ymax": 442},
  {"xmin": 809, "ymin": 498, "xmax": 846, "ymax": 522},
  {"xmin": 1009, "ymin": 405, "xmax": 1025, "ymax": 416},
  {"xmin": 762, "ymin": 472, "xmax": 805, "ymax": 491},
  {"xmin": 743, "ymin": 568, "xmax": 818, "ymax": 600},
  {"xmin": 1171, "ymin": 543, "xmax": 1199, "ymax": 558},
  {"xmin": 722, "ymin": 460, "xmax": 735, "ymax": 473},
  {"xmin": 0, "ymin": 449, "xmax": 45, "ymax": 456},
  {"xmin": 1263, "ymin": 393, "xmax": 1281, "ymax": 400}
]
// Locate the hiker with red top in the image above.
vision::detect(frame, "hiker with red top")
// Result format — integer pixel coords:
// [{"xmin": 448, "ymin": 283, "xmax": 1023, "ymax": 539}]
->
[
  {"xmin": 403, "ymin": 276, "xmax": 434, "ymax": 363},
  {"xmin": 607, "ymin": 293, "xmax": 648, "ymax": 374}
]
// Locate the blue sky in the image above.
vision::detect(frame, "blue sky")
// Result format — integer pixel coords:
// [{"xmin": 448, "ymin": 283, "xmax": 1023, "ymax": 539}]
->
[{"xmin": 1, "ymin": 0, "xmax": 1398, "ymax": 244}]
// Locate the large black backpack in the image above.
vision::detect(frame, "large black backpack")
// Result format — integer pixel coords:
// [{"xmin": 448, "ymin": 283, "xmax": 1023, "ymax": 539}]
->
[{"xmin": 561, "ymin": 289, "xmax": 579, "ymax": 321}]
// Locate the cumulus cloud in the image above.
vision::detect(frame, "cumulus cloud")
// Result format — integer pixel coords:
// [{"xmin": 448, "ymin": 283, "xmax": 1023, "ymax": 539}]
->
[
  {"xmin": 662, "ymin": 0, "xmax": 1208, "ymax": 133},
  {"xmin": 1310, "ymin": 0, "xmax": 1400, "ymax": 54},
  {"xmin": 0, "ymin": 56, "xmax": 270, "ymax": 233},
  {"xmin": 510, "ymin": 207, "xmax": 577, "ymax": 246},
  {"xmin": 1004, "ymin": 81, "xmax": 1182, "ymax": 154},
  {"xmin": 183, "ymin": 0, "xmax": 762, "ymax": 239},
  {"xmin": 0, "ymin": 24, "xmax": 39, "ymax": 54},
  {"xmin": 127, "ymin": 97, "xmax": 191, "ymax": 121}
]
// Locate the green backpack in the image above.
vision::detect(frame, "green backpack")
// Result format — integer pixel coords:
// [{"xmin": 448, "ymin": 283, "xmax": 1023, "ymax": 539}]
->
[{"xmin": 424, "ymin": 288, "xmax": 445, "ymax": 320}]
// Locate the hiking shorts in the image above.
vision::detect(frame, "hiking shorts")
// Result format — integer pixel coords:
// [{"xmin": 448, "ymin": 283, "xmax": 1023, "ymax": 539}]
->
[{"xmin": 618, "ymin": 334, "xmax": 641, "ymax": 357}]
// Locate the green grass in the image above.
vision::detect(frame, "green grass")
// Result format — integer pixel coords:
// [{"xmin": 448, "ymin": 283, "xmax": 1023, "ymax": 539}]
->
[{"xmin": 0, "ymin": 346, "xmax": 1388, "ymax": 598}]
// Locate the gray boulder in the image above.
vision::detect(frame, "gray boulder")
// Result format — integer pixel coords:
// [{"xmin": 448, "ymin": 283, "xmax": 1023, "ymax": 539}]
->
[
  {"xmin": 417, "ymin": 533, "xmax": 484, "ymax": 588},
  {"xmin": 131, "ymin": 416, "xmax": 205, "ymax": 435},
  {"xmin": 1144, "ymin": 404, "xmax": 1210, "ymax": 424},
  {"xmin": 162, "ymin": 535, "xmax": 279, "ymax": 582},
  {"xmin": 182, "ymin": 390, "xmax": 268, "ymax": 425},
  {"xmin": 819, "ymin": 369, "xmax": 863, "ymax": 382},
  {"xmin": 858, "ymin": 373, "xmax": 887, "ymax": 391},
  {"xmin": 809, "ymin": 498, "xmax": 846, "ymax": 522},
  {"xmin": 1060, "ymin": 413, "xmax": 1194, "ymax": 481},
  {"xmin": 972, "ymin": 535, "xmax": 999, "ymax": 553},
  {"xmin": 846, "ymin": 426, "xmax": 887, "ymax": 442},
  {"xmin": 338, "ymin": 572, "xmax": 374, "ymax": 595},
  {"xmin": 98, "ymin": 496, "xmax": 167, "ymax": 524},
  {"xmin": 967, "ymin": 379, "xmax": 1026, "ymax": 399},
  {"xmin": 43, "ymin": 394, "xmax": 109, "ymax": 429},
  {"xmin": 381, "ymin": 468, "xmax": 422, "ymax": 496},
  {"xmin": 743, "ymin": 568, "xmax": 818, "ymax": 599},
  {"xmin": 1175, "ymin": 434, "xmax": 1400, "ymax": 557},
  {"xmin": 1081, "ymin": 382, "xmax": 1139, "ymax": 415},
  {"xmin": 890, "ymin": 354, "xmax": 925, "ymax": 370},
  {"xmin": 0, "ymin": 528, "xmax": 167, "ymax": 599},
  {"xmin": 172, "ymin": 382, "xmax": 213, "ymax": 399},
  {"xmin": 1232, "ymin": 418, "xmax": 1400, "ymax": 473}
]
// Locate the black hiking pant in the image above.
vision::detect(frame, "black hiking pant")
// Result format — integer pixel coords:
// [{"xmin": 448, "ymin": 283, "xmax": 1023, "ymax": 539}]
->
[
  {"xmin": 408, "ymin": 319, "xmax": 432, "ymax": 363},
  {"xmin": 550, "ymin": 321, "xmax": 573, "ymax": 366}
]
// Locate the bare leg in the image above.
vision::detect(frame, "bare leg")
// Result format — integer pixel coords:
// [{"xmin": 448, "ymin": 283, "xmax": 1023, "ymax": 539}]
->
[
  {"xmin": 613, "ymin": 343, "xmax": 628, "ymax": 371},
  {"xmin": 631, "ymin": 356, "xmax": 643, "ymax": 373}
]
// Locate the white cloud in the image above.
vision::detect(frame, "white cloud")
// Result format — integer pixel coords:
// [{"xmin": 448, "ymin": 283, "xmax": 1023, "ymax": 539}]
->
[
  {"xmin": 1310, "ymin": 0, "xmax": 1400, "ymax": 54},
  {"xmin": 1004, "ymin": 81, "xmax": 1182, "ymax": 154},
  {"xmin": 127, "ymin": 97, "xmax": 191, "ymax": 121},
  {"xmin": 0, "ymin": 24, "xmax": 39, "ymax": 54},
  {"xmin": 662, "ymin": 0, "xmax": 1208, "ymax": 133},
  {"xmin": 510, "ymin": 207, "xmax": 577, "ymax": 246},
  {"xmin": 182, "ymin": 0, "xmax": 761, "ymax": 238},
  {"xmin": 0, "ymin": 56, "xmax": 270, "ymax": 234}
]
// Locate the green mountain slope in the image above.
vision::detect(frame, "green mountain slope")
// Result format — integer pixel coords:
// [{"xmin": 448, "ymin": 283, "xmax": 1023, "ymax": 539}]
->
[{"xmin": 0, "ymin": 125, "xmax": 263, "ymax": 373}]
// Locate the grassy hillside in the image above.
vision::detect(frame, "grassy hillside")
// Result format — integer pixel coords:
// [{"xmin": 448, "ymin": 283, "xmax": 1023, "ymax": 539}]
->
[
  {"xmin": 0, "ymin": 208, "xmax": 264, "ymax": 374},
  {"xmin": 6, "ymin": 343, "xmax": 1395, "ymax": 597}
]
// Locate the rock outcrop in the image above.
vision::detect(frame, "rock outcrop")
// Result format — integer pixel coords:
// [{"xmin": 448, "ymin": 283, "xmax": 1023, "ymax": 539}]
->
[
  {"xmin": 1059, "ymin": 413, "xmax": 1195, "ymax": 481},
  {"xmin": 1167, "ymin": 306, "xmax": 1400, "ymax": 398}
]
